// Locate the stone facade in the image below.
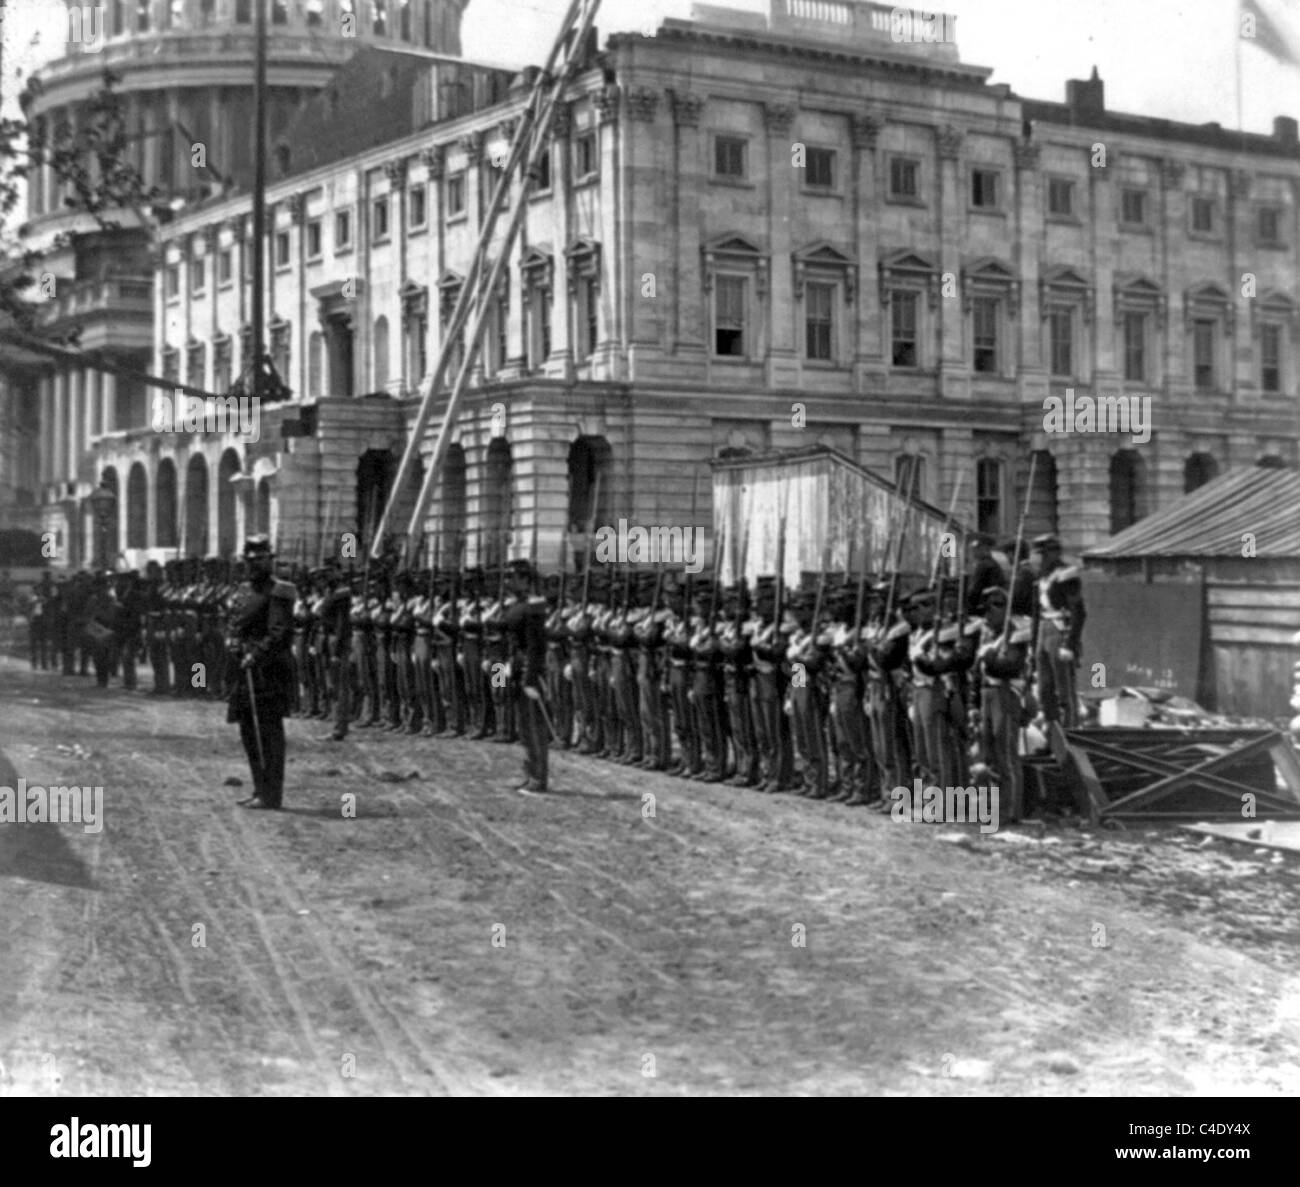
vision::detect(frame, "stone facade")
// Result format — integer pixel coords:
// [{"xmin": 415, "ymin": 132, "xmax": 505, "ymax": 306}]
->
[{"xmin": 13, "ymin": 0, "xmax": 1300, "ymax": 567}]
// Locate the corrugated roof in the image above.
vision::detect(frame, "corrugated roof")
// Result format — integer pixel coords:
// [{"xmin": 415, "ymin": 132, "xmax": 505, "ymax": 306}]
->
[{"xmin": 1085, "ymin": 466, "xmax": 1300, "ymax": 559}]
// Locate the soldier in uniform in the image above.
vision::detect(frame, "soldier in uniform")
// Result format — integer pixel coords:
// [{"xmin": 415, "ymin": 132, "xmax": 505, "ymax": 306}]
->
[
  {"xmin": 315, "ymin": 564, "xmax": 354, "ymax": 743},
  {"xmin": 145, "ymin": 562, "xmax": 171, "ymax": 695},
  {"xmin": 866, "ymin": 579, "xmax": 913, "ymax": 797},
  {"xmin": 28, "ymin": 573, "xmax": 52, "ymax": 670},
  {"xmin": 719, "ymin": 581, "xmax": 759, "ymax": 787},
  {"xmin": 1031, "ymin": 534, "xmax": 1086, "ymax": 730},
  {"xmin": 689, "ymin": 582, "xmax": 725, "ymax": 782},
  {"xmin": 504, "ymin": 560, "xmax": 549, "ymax": 793},
  {"xmin": 973, "ymin": 585, "xmax": 1031, "ymax": 821},
  {"xmin": 545, "ymin": 574, "xmax": 575, "ymax": 750},
  {"xmin": 786, "ymin": 584, "xmax": 831, "ymax": 799},
  {"xmin": 116, "ymin": 571, "xmax": 146, "ymax": 691},
  {"xmin": 226, "ymin": 535, "xmax": 296, "ymax": 810},
  {"xmin": 750, "ymin": 577, "xmax": 793, "ymax": 792}
]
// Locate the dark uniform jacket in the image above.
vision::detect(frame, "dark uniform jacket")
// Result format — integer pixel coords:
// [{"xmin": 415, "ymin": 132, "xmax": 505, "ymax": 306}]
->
[{"xmin": 225, "ymin": 575, "xmax": 297, "ymax": 721}]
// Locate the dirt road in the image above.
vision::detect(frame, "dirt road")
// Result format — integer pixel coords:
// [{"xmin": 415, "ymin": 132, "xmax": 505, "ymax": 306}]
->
[{"xmin": 2, "ymin": 654, "xmax": 1298, "ymax": 1096}]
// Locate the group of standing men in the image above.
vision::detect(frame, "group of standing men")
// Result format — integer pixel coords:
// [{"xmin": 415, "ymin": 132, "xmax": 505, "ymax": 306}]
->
[{"xmin": 21, "ymin": 528, "xmax": 1086, "ymax": 820}]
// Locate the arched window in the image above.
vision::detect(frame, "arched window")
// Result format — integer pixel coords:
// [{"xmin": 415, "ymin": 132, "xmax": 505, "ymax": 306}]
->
[
  {"xmin": 1109, "ymin": 449, "xmax": 1146, "ymax": 534},
  {"xmin": 1184, "ymin": 452, "xmax": 1219, "ymax": 493},
  {"xmin": 218, "ymin": 448, "xmax": 241, "ymax": 559},
  {"xmin": 484, "ymin": 438, "xmax": 513, "ymax": 567},
  {"xmin": 256, "ymin": 478, "xmax": 272, "ymax": 536},
  {"xmin": 127, "ymin": 462, "xmax": 148, "ymax": 549},
  {"xmin": 185, "ymin": 454, "xmax": 209, "ymax": 557},
  {"xmin": 441, "ymin": 443, "xmax": 468, "ymax": 557},
  {"xmin": 356, "ymin": 449, "xmax": 394, "ymax": 545},
  {"xmin": 156, "ymin": 458, "xmax": 178, "ymax": 548},
  {"xmin": 1028, "ymin": 449, "xmax": 1059, "ymax": 538},
  {"xmin": 566, "ymin": 436, "xmax": 613, "ymax": 533}
]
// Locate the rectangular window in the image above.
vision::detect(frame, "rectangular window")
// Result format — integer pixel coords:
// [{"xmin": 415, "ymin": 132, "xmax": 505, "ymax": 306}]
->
[
  {"xmin": 306, "ymin": 219, "xmax": 322, "ymax": 259},
  {"xmin": 274, "ymin": 231, "xmax": 290, "ymax": 267},
  {"xmin": 583, "ymin": 277, "xmax": 598, "ymax": 358},
  {"xmin": 234, "ymin": 0, "xmax": 250, "ymax": 21},
  {"xmin": 409, "ymin": 184, "xmax": 427, "ymax": 228},
  {"xmin": 1191, "ymin": 196, "xmax": 1215, "ymax": 234},
  {"xmin": 165, "ymin": 264, "xmax": 179, "ymax": 298},
  {"xmin": 372, "ymin": 197, "xmax": 389, "ymax": 240},
  {"xmin": 446, "ymin": 172, "xmax": 466, "ymax": 218},
  {"xmin": 218, "ymin": 249, "xmax": 232, "ymax": 284},
  {"xmin": 1258, "ymin": 206, "xmax": 1282, "ymax": 245},
  {"xmin": 714, "ymin": 135, "xmax": 747, "ymax": 180},
  {"xmin": 972, "ymin": 297, "xmax": 999, "ymax": 374},
  {"xmin": 1193, "ymin": 319, "xmax": 1216, "ymax": 390},
  {"xmin": 1048, "ymin": 307, "xmax": 1073, "ymax": 377},
  {"xmin": 1123, "ymin": 311, "xmax": 1147, "ymax": 383},
  {"xmin": 891, "ymin": 291, "xmax": 918, "ymax": 367},
  {"xmin": 976, "ymin": 458, "xmax": 1001, "ymax": 537},
  {"xmin": 1047, "ymin": 178, "xmax": 1074, "ymax": 217},
  {"xmin": 574, "ymin": 131, "xmax": 598, "ymax": 180},
  {"xmin": 805, "ymin": 282, "xmax": 834, "ymax": 361},
  {"xmin": 191, "ymin": 257, "xmax": 205, "ymax": 294},
  {"xmin": 533, "ymin": 146, "xmax": 551, "ymax": 192},
  {"xmin": 889, "ymin": 157, "xmax": 919, "ymax": 199},
  {"xmin": 805, "ymin": 147, "xmax": 835, "ymax": 189},
  {"xmin": 1120, "ymin": 188, "xmax": 1147, "ymax": 226},
  {"xmin": 971, "ymin": 169, "xmax": 999, "ymax": 209},
  {"xmin": 495, "ymin": 300, "xmax": 508, "ymax": 373},
  {"xmin": 214, "ymin": 340, "xmax": 232, "ymax": 394},
  {"xmin": 531, "ymin": 289, "xmax": 552, "ymax": 367},
  {"xmin": 335, "ymin": 210, "xmax": 351, "ymax": 249},
  {"xmin": 162, "ymin": 348, "xmax": 179, "ymax": 383},
  {"xmin": 714, "ymin": 275, "xmax": 746, "ymax": 357},
  {"xmin": 1261, "ymin": 323, "xmax": 1282, "ymax": 393}
]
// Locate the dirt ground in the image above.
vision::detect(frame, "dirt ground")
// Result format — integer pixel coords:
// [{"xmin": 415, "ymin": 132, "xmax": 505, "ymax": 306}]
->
[{"xmin": 2, "ymin": 652, "xmax": 1299, "ymax": 1096}]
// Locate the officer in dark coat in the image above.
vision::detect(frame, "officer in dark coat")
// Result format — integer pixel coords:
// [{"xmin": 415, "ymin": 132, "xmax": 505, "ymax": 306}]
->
[
  {"xmin": 504, "ymin": 560, "xmax": 550, "ymax": 793},
  {"xmin": 225, "ymin": 535, "xmax": 296, "ymax": 810}
]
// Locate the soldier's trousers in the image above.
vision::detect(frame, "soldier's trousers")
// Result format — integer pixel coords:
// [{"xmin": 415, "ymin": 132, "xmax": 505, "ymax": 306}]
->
[
  {"xmin": 463, "ymin": 640, "xmax": 488, "ymax": 736},
  {"xmin": 724, "ymin": 671, "xmax": 758, "ymax": 784},
  {"xmin": 236, "ymin": 709, "xmax": 287, "ymax": 807},
  {"xmin": 549, "ymin": 645, "xmax": 574, "ymax": 748},
  {"xmin": 593, "ymin": 653, "xmax": 615, "ymax": 756},
  {"xmin": 293, "ymin": 632, "xmax": 314, "ymax": 714},
  {"xmin": 119, "ymin": 635, "xmax": 138, "ymax": 691},
  {"xmin": 832, "ymin": 680, "xmax": 874, "ymax": 798},
  {"xmin": 392, "ymin": 635, "xmax": 414, "ymax": 729},
  {"xmin": 517, "ymin": 683, "xmax": 549, "ymax": 789},
  {"xmin": 911, "ymin": 684, "xmax": 960, "ymax": 787},
  {"xmin": 330, "ymin": 650, "xmax": 351, "ymax": 739},
  {"xmin": 790, "ymin": 685, "xmax": 829, "ymax": 797},
  {"xmin": 353, "ymin": 633, "xmax": 378, "ymax": 723},
  {"xmin": 570, "ymin": 646, "xmax": 597, "ymax": 752},
  {"xmin": 412, "ymin": 635, "xmax": 435, "ymax": 733},
  {"xmin": 1036, "ymin": 622, "xmax": 1078, "ymax": 728},
  {"xmin": 611, "ymin": 651, "xmax": 642, "ymax": 761},
  {"xmin": 981, "ymin": 682, "xmax": 1023, "ymax": 821},
  {"xmin": 636, "ymin": 654, "xmax": 667, "ymax": 767},
  {"xmin": 29, "ymin": 624, "xmax": 48, "ymax": 670},
  {"xmin": 692, "ymin": 666, "xmax": 725, "ymax": 778},
  {"xmin": 751, "ymin": 669, "xmax": 793, "ymax": 789},
  {"xmin": 149, "ymin": 632, "xmax": 170, "ymax": 694},
  {"xmin": 668, "ymin": 662, "xmax": 698, "ymax": 773},
  {"xmin": 436, "ymin": 640, "xmax": 462, "ymax": 734}
]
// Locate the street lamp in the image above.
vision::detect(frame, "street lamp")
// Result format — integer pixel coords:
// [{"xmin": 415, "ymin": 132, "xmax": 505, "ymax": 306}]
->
[{"xmin": 87, "ymin": 478, "xmax": 116, "ymax": 571}]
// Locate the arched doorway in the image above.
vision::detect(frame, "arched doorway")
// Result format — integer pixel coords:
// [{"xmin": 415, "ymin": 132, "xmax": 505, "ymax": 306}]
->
[
  {"xmin": 1109, "ymin": 449, "xmax": 1146, "ymax": 535},
  {"xmin": 127, "ymin": 462, "xmax": 148, "ymax": 548},
  {"xmin": 218, "ymin": 447, "xmax": 241, "ymax": 558},
  {"xmin": 99, "ymin": 466, "xmax": 120, "ymax": 563},
  {"xmin": 1184, "ymin": 452, "xmax": 1219, "ymax": 493},
  {"xmin": 185, "ymin": 453, "xmax": 210, "ymax": 557},
  {"xmin": 483, "ymin": 437, "xmax": 513, "ymax": 567},
  {"xmin": 356, "ymin": 449, "xmax": 395, "ymax": 548},
  {"xmin": 440, "ymin": 443, "xmax": 467, "ymax": 560},
  {"xmin": 257, "ymin": 477, "xmax": 272, "ymax": 536},
  {"xmin": 156, "ymin": 457, "xmax": 178, "ymax": 548},
  {"xmin": 566, "ymin": 436, "xmax": 613, "ymax": 534}
]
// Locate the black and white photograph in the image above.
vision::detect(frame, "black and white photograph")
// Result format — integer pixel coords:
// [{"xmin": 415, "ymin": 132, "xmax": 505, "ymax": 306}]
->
[{"xmin": 0, "ymin": 0, "xmax": 1299, "ymax": 1130}]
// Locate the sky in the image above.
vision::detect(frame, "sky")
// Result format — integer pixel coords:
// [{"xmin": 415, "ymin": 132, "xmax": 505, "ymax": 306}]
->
[{"xmin": 1, "ymin": 0, "xmax": 1296, "ymax": 132}]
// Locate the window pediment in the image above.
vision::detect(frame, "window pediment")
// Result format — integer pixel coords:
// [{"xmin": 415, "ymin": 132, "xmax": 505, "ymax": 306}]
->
[
  {"xmin": 962, "ymin": 257, "xmax": 1019, "ymax": 314},
  {"xmin": 879, "ymin": 248, "xmax": 939, "ymax": 310},
  {"xmin": 793, "ymin": 241, "xmax": 855, "ymax": 304},
  {"xmin": 520, "ymin": 245, "xmax": 554, "ymax": 292},
  {"xmin": 703, "ymin": 232, "xmax": 768, "ymax": 295},
  {"xmin": 1184, "ymin": 282, "xmax": 1234, "ymax": 333},
  {"xmin": 1040, "ymin": 265, "xmax": 1094, "ymax": 322}
]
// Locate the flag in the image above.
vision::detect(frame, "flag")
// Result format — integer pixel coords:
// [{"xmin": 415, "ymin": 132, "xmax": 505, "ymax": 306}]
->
[{"xmin": 1241, "ymin": 0, "xmax": 1300, "ymax": 65}]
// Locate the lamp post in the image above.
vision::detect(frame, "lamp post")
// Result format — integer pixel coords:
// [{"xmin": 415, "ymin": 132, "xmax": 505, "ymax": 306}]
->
[{"xmin": 88, "ymin": 478, "xmax": 116, "ymax": 571}]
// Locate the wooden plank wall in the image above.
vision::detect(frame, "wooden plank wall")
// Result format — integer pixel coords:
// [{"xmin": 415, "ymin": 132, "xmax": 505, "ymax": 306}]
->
[{"xmin": 1206, "ymin": 581, "xmax": 1300, "ymax": 720}]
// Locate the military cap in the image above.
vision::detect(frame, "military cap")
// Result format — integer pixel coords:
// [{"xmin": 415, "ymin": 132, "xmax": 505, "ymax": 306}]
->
[
  {"xmin": 1032, "ymin": 534, "xmax": 1061, "ymax": 551},
  {"xmin": 905, "ymin": 589, "xmax": 937, "ymax": 608},
  {"xmin": 243, "ymin": 534, "xmax": 273, "ymax": 558},
  {"xmin": 979, "ymin": 585, "xmax": 1009, "ymax": 606}
]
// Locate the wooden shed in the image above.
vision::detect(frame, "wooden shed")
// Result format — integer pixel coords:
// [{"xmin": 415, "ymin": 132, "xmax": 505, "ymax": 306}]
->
[
  {"xmin": 710, "ymin": 446, "xmax": 961, "ymax": 587},
  {"xmin": 1083, "ymin": 465, "xmax": 1300, "ymax": 720}
]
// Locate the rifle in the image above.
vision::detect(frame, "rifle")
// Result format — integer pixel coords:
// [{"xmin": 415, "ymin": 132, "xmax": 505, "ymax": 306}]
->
[
  {"xmin": 853, "ymin": 533, "xmax": 869, "ymax": 636},
  {"xmin": 1002, "ymin": 451, "xmax": 1039, "ymax": 648},
  {"xmin": 582, "ymin": 470, "xmax": 602, "ymax": 608},
  {"xmin": 882, "ymin": 460, "xmax": 921, "ymax": 628},
  {"xmin": 811, "ymin": 541, "xmax": 831, "ymax": 635},
  {"xmin": 707, "ymin": 508, "xmax": 726, "ymax": 624},
  {"xmin": 931, "ymin": 469, "xmax": 965, "ymax": 591}
]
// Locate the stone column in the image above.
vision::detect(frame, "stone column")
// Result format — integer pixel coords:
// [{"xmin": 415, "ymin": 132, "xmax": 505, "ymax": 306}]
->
[
  {"xmin": 852, "ymin": 112, "xmax": 883, "ymax": 387},
  {"xmin": 103, "ymin": 371, "xmax": 118, "ymax": 436},
  {"xmin": 52, "ymin": 369, "xmax": 68, "ymax": 482},
  {"xmin": 84, "ymin": 367, "xmax": 98, "ymax": 443},
  {"xmin": 669, "ymin": 90, "xmax": 705, "ymax": 354},
  {"xmin": 936, "ymin": 123, "xmax": 966, "ymax": 400},
  {"xmin": 764, "ymin": 101, "xmax": 797, "ymax": 388},
  {"xmin": 546, "ymin": 107, "xmax": 572, "ymax": 368},
  {"xmin": 39, "ymin": 374, "xmax": 53, "ymax": 485}
]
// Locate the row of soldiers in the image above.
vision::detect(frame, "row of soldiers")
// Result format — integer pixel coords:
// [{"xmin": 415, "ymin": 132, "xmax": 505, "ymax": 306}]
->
[
  {"xmin": 272, "ymin": 531, "xmax": 1085, "ymax": 814},
  {"xmin": 24, "ymin": 532, "xmax": 1086, "ymax": 817}
]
